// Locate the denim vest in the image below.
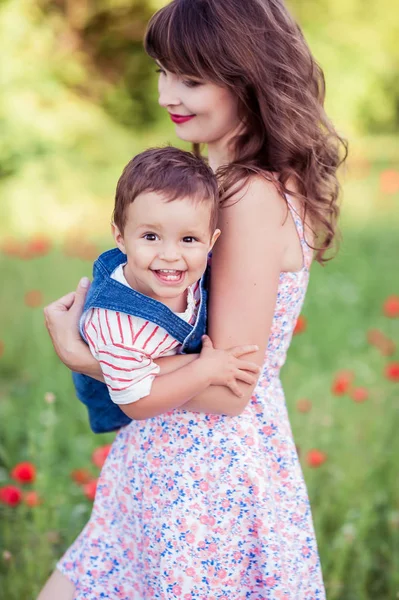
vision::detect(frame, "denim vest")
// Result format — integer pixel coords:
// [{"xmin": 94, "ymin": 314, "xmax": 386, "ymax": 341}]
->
[{"xmin": 73, "ymin": 248, "xmax": 209, "ymax": 433}]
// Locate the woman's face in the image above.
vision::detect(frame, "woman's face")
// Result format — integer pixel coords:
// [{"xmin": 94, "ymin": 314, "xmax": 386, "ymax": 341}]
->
[{"xmin": 157, "ymin": 63, "xmax": 241, "ymax": 145}]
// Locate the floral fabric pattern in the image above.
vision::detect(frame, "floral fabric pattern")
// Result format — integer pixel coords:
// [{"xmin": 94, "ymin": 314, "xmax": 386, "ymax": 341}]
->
[{"xmin": 58, "ymin": 201, "xmax": 326, "ymax": 599}]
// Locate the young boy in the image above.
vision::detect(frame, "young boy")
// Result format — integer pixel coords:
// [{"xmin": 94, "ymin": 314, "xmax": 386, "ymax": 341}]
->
[{"xmin": 74, "ymin": 147, "xmax": 259, "ymax": 432}]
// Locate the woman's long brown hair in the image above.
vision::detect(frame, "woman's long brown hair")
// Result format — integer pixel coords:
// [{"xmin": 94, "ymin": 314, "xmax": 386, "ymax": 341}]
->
[{"xmin": 145, "ymin": 0, "xmax": 348, "ymax": 262}]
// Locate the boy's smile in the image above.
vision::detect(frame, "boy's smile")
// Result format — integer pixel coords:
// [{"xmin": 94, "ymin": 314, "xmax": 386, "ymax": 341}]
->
[
  {"xmin": 152, "ymin": 269, "xmax": 186, "ymax": 285},
  {"xmin": 112, "ymin": 191, "xmax": 220, "ymax": 312}
]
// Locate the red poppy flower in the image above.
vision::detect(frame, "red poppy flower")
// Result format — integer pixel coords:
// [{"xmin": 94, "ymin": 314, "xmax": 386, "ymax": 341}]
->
[
  {"xmin": 306, "ymin": 449, "xmax": 327, "ymax": 468},
  {"xmin": 380, "ymin": 169, "xmax": 399, "ymax": 195},
  {"xmin": 296, "ymin": 399, "xmax": 312, "ymax": 413},
  {"xmin": 71, "ymin": 468, "xmax": 92, "ymax": 485},
  {"xmin": 77, "ymin": 243, "xmax": 98, "ymax": 262},
  {"xmin": 15, "ymin": 246, "xmax": 33, "ymax": 260},
  {"xmin": 62, "ymin": 236, "xmax": 78, "ymax": 258},
  {"xmin": 62, "ymin": 236, "xmax": 98, "ymax": 261},
  {"xmin": 383, "ymin": 296, "xmax": 399, "ymax": 318},
  {"xmin": 11, "ymin": 462, "xmax": 36, "ymax": 484},
  {"xmin": 0, "ymin": 485, "xmax": 22, "ymax": 506},
  {"xmin": 380, "ymin": 338, "xmax": 396, "ymax": 356},
  {"xmin": 385, "ymin": 362, "xmax": 399, "ymax": 382},
  {"xmin": 350, "ymin": 387, "xmax": 368, "ymax": 403},
  {"xmin": 24, "ymin": 490, "xmax": 41, "ymax": 507},
  {"xmin": 91, "ymin": 444, "xmax": 112, "ymax": 469},
  {"xmin": 83, "ymin": 479, "xmax": 98, "ymax": 501},
  {"xmin": 367, "ymin": 328, "xmax": 384, "ymax": 346},
  {"xmin": 26, "ymin": 235, "xmax": 52, "ymax": 258},
  {"xmin": 367, "ymin": 329, "xmax": 396, "ymax": 356},
  {"xmin": 331, "ymin": 370, "xmax": 354, "ymax": 396},
  {"xmin": 24, "ymin": 290, "xmax": 43, "ymax": 308},
  {"xmin": 293, "ymin": 315, "xmax": 307, "ymax": 335},
  {"xmin": 1, "ymin": 237, "xmax": 21, "ymax": 258},
  {"xmin": 350, "ymin": 157, "xmax": 371, "ymax": 179}
]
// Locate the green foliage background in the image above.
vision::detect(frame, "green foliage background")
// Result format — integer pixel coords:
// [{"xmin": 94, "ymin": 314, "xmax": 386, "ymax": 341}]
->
[{"xmin": 1, "ymin": 0, "xmax": 399, "ymax": 237}]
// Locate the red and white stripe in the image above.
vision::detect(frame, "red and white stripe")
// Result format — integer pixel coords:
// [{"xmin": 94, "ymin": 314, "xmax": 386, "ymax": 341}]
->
[{"xmin": 83, "ymin": 274, "xmax": 201, "ymax": 405}]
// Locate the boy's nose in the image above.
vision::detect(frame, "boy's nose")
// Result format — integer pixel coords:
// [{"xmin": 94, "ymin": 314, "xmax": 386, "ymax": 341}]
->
[{"xmin": 159, "ymin": 244, "xmax": 180, "ymax": 261}]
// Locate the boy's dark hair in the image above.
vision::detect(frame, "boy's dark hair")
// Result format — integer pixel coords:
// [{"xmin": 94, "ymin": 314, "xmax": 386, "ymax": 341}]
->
[{"xmin": 113, "ymin": 146, "xmax": 219, "ymax": 233}]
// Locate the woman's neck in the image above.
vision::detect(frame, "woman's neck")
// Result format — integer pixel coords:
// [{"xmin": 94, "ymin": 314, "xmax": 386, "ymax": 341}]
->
[
  {"xmin": 207, "ymin": 142, "xmax": 230, "ymax": 172},
  {"xmin": 207, "ymin": 123, "xmax": 243, "ymax": 172}
]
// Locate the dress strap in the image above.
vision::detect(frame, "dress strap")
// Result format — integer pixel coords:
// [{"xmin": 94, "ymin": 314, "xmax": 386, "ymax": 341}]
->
[{"xmin": 285, "ymin": 195, "xmax": 313, "ymax": 271}]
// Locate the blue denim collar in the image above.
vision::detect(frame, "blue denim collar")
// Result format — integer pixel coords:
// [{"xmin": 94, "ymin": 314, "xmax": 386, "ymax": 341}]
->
[
  {"xmin": 73, "ymin": 248, "xmax": 209, "ymax": 433},
  {"xmin": 80, "ymin": 248, "xmax": 208, "ymax": 347}
]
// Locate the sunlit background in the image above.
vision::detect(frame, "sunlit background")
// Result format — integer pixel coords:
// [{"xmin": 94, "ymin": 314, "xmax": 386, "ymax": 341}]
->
[{"xmin": 0, "ymin": 1, "xmax": 398, "ymax": 599}]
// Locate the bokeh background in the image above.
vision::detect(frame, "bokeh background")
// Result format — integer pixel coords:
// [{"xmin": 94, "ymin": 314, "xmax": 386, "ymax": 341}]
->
[{"xmin": 0, "ymin": 1, "xmax": 398, "ymax": 598}]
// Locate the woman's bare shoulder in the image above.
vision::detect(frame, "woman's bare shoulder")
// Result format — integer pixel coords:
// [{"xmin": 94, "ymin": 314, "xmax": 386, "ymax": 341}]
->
[{"xmin": 223, "ymin": 172, "xmax": 288, "ymax": 224}]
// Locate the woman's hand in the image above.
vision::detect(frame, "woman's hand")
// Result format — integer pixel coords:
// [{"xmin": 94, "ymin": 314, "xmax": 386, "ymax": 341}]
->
[{"xmin": 43, "ymin": 277, "xmax": 102, "ymax": 378}]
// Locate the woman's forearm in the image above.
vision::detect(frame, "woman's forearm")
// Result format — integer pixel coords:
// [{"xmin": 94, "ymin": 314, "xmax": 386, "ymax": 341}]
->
[
  {"xmin": 181, "ymin": 382, "xmax": 252, "ymax": 416},
  {"xmin": 78, "ymin": 351, "xmax": 252, "ymax": 415},
  {"xmin": 71, "ymin": 349, "xmax": 104, "ymax": 382},
  {"xmin": 157, "ymin": 354, "xmax": 255, "ymax": 416}
]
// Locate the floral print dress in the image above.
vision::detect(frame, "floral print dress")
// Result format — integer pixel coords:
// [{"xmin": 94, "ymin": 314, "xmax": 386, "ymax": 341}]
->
[{"xmin": 58, "ymin": 200, "xmax": 326, "ymax": 599}]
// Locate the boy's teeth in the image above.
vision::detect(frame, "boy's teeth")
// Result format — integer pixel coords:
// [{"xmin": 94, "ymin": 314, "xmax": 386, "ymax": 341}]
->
[{"xmin": 155, "ymin": 269, "xmax": 183, "ymax": 281}]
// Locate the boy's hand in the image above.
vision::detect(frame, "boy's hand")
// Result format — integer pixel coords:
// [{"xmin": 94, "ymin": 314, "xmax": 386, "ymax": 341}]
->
[{"xmin": 198, "ymin": 335, "xmax": 260, "ymax": 397}]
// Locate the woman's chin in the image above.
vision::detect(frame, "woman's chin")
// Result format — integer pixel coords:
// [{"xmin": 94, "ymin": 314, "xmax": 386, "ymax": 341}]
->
[
  {"xmin": 174, "ymin": 129, "xmax": 209, "ymax": 145},
  {"xmin": 176, "ymin": 134, "xmax": 204, "ymax": 144}
]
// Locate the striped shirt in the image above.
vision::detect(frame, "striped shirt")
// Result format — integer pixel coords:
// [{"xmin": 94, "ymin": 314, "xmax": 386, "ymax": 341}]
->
[{"xmin": 84, "ymin": 264, "xmax": 200, "ymax": 406}]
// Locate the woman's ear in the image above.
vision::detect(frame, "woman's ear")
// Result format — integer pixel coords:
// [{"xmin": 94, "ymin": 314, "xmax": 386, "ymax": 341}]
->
[
  {"xmin": 111, "ymin": 222, "xmax": 126, "ymax": 254},
  {"xmin": 209, "ymin": 228, "xmax": 221, "ymax": 252}
]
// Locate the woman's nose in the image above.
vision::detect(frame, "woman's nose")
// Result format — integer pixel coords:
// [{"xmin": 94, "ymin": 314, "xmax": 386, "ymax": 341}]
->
[{"xmin": 158, "ymin": 78, "xmax": 180, "ymax": 109}]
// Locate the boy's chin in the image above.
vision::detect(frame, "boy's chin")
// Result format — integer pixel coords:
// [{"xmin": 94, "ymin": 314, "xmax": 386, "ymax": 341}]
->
[{"xmin": 155, "ymin": 287, "xmax": 184, "ymax": 298}]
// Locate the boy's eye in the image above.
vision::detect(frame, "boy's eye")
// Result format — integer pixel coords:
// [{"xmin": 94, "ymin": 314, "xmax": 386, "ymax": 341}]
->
[
  {"xmin": 155, "ymin": 68, "xmax": 165, "ymax": 76},
  {"xmin": 143, "ymin": 233, "xmax": 158, "ymax": 241},
  {"xmin": 182, "ymin": 236, "xmax": 197, "ymax": 243}
]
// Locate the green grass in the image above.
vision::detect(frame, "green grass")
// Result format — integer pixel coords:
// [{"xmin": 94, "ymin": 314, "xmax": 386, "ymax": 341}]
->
[{"xmin": 0, "ymin": 175, "xmax": 398, "ymax": 599}]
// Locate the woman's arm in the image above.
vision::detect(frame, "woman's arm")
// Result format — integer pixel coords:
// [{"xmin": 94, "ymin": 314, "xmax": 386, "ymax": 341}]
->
[
  {"xmin": 43, "ymin": 279, "xmax": 105, "ymax": 381},
  {"xmin": 119, "ymin": 337, "xmax": 259, "ymax": 421},
  {"xmin": 172, "ymin": 177, "xmax": 287, "ymax": 416}
]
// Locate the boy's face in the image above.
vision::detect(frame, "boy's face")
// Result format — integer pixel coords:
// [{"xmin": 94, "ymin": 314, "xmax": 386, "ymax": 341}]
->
[{"xmin": 112, "ymin": 191, "xmax": 220, "ymax": 305}]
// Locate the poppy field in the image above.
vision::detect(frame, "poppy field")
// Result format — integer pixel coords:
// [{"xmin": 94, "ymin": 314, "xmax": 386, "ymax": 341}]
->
[{"xmin": 0, "ymin": 161, "xmax": 398, "ymax": 600}]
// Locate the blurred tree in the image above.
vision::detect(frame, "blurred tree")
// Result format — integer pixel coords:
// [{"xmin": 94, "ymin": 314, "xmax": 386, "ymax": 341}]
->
[
  {"xmin": 3, "ymin": 0, "xmax": 398, "ymax": 238},
  {"xmin": 37, "ymin": 0, "xmax": 159, "ymax": 129},
  {"xmin": 4, "ymin": 0, "xmax": 396, "ymax": 135},
  {"xmin": 289, "ymin": 0, "xmax": 399, "ymax": 133}
]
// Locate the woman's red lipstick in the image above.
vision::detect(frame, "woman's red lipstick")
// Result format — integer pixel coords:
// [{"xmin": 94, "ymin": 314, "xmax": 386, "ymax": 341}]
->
[{"xmin": 170, "ymin": 113, "xmax": 196, "ymax": 124}]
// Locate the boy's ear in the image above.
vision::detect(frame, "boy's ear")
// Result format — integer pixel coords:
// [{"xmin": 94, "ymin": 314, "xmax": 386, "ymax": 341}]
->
[
  {"xmin": 209, "ymin": 228, "xmax": 221, "ymax": 252},
  {"xmin": 111, "ymin": 222, "xmax": 126, "ymax": 254}
]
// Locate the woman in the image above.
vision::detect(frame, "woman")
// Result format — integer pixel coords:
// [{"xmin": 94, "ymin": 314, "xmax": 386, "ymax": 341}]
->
[{"xmin": 39, "ymin": 0, "xmax": 346, "ymax": 597}]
